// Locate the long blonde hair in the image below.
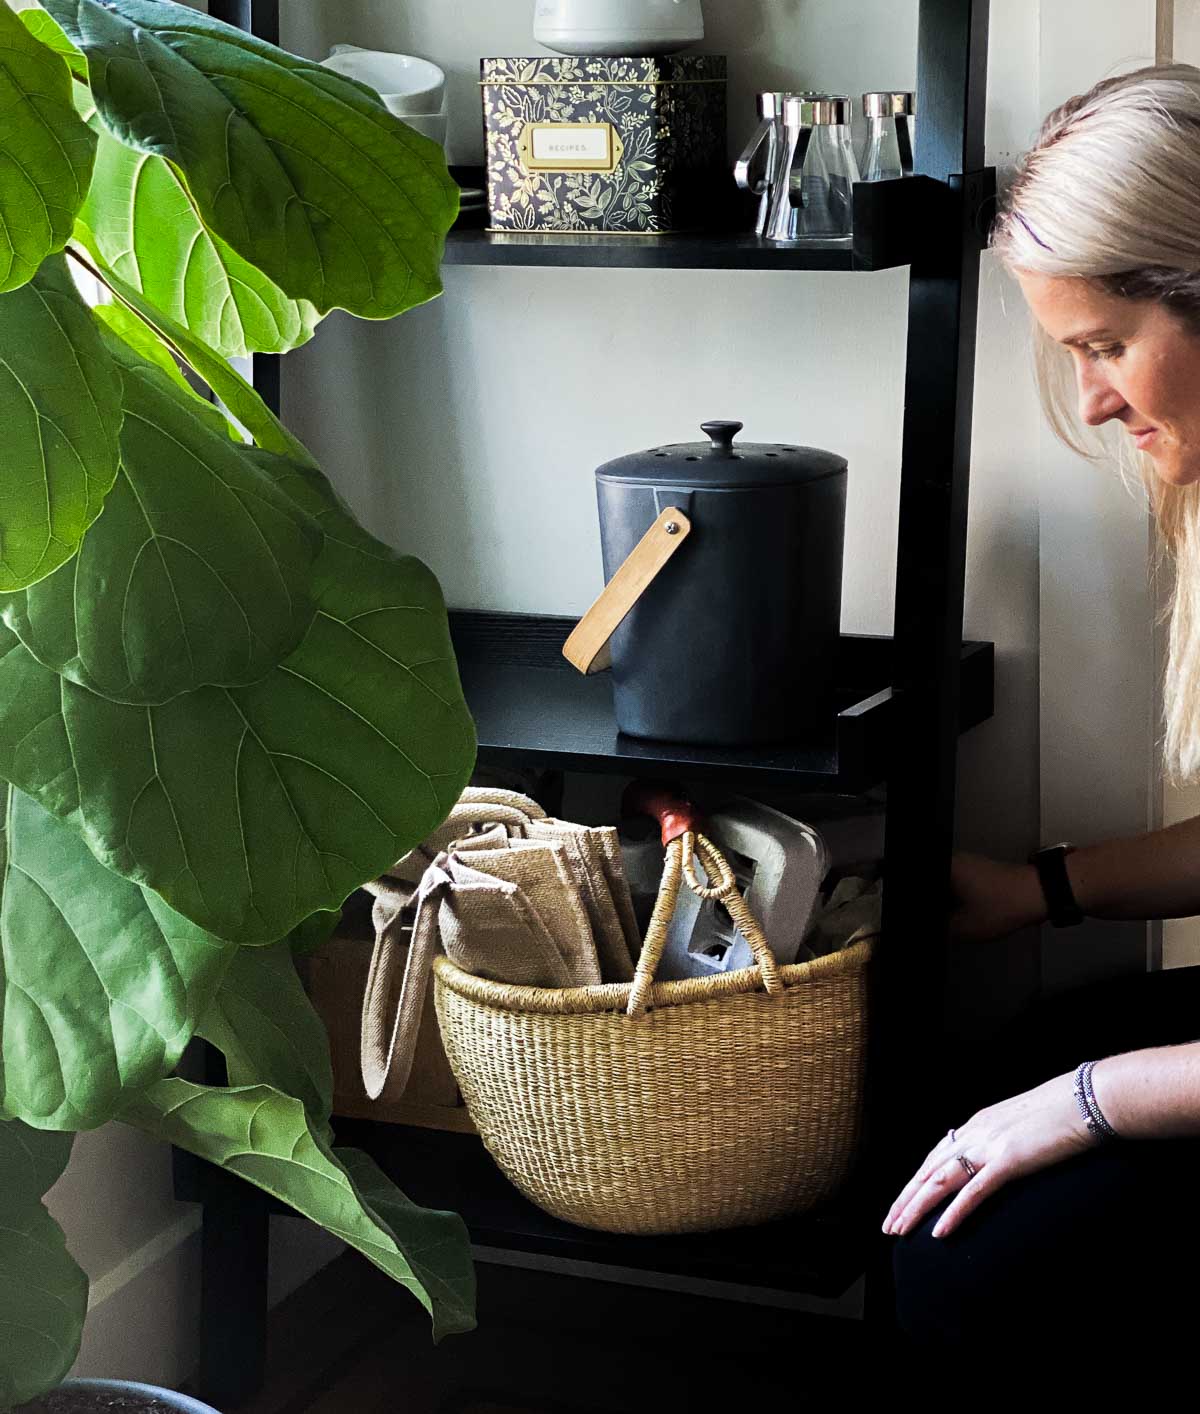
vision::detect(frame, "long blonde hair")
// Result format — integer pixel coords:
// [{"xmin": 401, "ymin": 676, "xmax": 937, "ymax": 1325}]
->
[{"xmin": 992, "ymin": 64, "xmax": 1200, "ymax": 782}]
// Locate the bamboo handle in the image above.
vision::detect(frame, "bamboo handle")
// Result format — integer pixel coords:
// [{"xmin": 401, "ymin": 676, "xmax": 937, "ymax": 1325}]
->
[{"xmin": 562, "ymin": 508, "xmax": 692, "ymax": 675}]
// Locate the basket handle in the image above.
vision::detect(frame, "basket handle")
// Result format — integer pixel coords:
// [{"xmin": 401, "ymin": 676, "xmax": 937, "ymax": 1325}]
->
[{"xmin": 625, "ymin": 827, "xmax": 784, "ymax": 1019}]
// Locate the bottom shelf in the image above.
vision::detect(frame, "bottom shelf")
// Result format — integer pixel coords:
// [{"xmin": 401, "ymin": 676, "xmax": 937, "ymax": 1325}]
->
[{"xmin": 333, "ymin": 1119, "xmax": 877, "ymax": 1299}]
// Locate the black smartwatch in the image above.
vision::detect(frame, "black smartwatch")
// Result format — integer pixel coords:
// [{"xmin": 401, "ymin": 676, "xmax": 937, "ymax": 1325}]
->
[{"xmin": 1028, "ymin": 842, "xmax": 1084, "ymax": 928}]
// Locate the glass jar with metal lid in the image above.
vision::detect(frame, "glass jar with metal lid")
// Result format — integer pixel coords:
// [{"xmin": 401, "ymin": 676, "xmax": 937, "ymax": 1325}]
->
[
  {"xmin": 734, "ymin": 90, "xmax": 788, "ymax": 237},
  {"xmin": 861, "ymin": 91, "xmax": 915, "ymax": 181},
  {"xmin": 766, "ymin": 94, "xmax": 859, "ymax": 243}
]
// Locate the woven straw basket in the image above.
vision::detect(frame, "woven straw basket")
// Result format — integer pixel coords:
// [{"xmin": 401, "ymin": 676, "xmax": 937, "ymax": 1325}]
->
[{"xmin": 432, "ymin": 825, "xmax": 874, "ymax": 1235}]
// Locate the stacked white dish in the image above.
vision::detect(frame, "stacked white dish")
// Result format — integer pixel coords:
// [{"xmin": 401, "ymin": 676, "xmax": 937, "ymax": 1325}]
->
[{"xmin": 322, "ymin": 45, "xmax": 449, "ymax": 151}]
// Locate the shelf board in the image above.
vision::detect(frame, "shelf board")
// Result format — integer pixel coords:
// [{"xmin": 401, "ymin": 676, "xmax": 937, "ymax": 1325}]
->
[
  {"xmin": 445, "ymin": 226, "xmax": 860, "ymax": 272},
  {"xmin": 449, "ymin": 610, "xmax": 994, "ymax": 791},
  {"xmin": 333, "ymin": 1120, "xmax": 874, "ymax": 1299},
  {"xmin": 446, "ymin": 173, "xmax": 942, "ymax": 273}
]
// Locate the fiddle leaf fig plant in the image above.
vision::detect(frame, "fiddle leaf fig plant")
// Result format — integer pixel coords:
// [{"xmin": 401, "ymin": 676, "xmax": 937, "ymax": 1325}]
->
[{"xmin": 0, "ymin": 0, "xmax": 478, "ymax": 1401}]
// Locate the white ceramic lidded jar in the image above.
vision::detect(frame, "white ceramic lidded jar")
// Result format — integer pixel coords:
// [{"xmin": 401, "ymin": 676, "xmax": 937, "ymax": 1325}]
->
[{"xmin": 534, "ymin": 0, "xmax": 704, "ymax": 56}]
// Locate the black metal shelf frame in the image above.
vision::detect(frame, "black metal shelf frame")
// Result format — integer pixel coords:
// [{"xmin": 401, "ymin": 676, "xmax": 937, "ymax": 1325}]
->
[{"xmin": 193, "ymin": 2, "xmax": 995, "ymax": 1403}]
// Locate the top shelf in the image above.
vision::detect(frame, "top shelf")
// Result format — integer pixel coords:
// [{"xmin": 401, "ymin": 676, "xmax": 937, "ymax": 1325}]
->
[
  {"xmin": 447, "ymin": 173, "xmax": 949, "ymax": 273},
  {"xmin": 445, "ymin": 227, "xmax": 862, "ymax": 272}
]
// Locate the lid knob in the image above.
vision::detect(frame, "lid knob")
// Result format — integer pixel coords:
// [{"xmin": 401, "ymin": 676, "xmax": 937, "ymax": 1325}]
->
[{"xmin": 700, "ymin": 420, "xmax": 743, "ymax": 457}]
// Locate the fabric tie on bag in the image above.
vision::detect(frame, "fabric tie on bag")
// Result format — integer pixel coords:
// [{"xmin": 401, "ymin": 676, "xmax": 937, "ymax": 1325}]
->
[{"xmin": 361, "ymin": 864, "xmax": 441, "ymax": 1102}]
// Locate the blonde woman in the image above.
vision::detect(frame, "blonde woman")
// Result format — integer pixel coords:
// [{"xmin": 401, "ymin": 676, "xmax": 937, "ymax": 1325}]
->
[{"xmin": 888, "ymin": 64, "xmax": 1200, "ymax": 1350}]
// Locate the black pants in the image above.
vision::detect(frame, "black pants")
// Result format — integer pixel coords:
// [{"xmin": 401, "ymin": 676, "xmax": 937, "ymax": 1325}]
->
[{"xmin": 892, "ymin": 963, "xmax": 1200, "ymax": 1361}]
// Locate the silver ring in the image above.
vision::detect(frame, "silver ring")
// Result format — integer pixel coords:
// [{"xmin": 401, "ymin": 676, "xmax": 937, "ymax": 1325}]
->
[{"xmin": 957, "ymin": 1152, "xmax": 978, "ymax": 1180}]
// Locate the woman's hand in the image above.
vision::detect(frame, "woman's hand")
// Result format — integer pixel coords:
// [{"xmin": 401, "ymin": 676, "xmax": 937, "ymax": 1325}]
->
[
  {"xmin": 882, "ymin": 1072, "xmax": 1096, "ymax": 1239},
  {"xmin": 950, "ymin": 852, "xmax": 1046, "ymax": 942}
]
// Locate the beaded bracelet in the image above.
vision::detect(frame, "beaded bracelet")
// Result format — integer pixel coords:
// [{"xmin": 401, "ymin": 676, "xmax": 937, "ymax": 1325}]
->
[{"xmin": 1073, "ymin": 1059, "xmax": 1120, "ymax": 1141}]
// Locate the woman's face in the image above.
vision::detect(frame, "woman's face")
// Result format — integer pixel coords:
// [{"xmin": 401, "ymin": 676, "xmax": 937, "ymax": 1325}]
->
[{"xmin": 1017, "ymin": 270, "xmax": 1200, "ymax": 486}]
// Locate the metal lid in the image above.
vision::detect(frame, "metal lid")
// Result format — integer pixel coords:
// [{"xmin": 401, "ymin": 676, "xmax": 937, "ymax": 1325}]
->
[
  {"xmin": 595, "ymin": 421, "xmax": 847, "ymax": 491},
  {"xmin": 863, "ymin": 90, "xmax": 915, "ymax": 118},
  {"xmin": 783, "ymin": 93, "xmax": 852, "ymax": 127}
]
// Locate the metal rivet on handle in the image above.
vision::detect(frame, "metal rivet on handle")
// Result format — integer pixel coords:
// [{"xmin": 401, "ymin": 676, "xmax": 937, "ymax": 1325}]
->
[{"xmin": 664, "ymin": 522, "xmax": 680, "ymax": 535}]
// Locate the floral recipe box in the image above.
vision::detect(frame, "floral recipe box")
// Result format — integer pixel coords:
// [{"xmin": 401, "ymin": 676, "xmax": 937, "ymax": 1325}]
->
[{"xmin": 481, "ymin": 55, "xmax": 727, "ymax": 234}]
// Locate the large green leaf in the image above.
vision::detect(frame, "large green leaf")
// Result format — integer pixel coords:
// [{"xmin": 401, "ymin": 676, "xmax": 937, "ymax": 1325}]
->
[
  {"xmin": 78, "ymin": 119, "xmax": 319, "ymax": 358},
  {"xmin": 0, "ymin": 254, "xmax": 122, "ymax": 591},
  {"xmin": 92, "ymin": 300, "xmax": 237, "ymax": 441},
  {"xmin": 336, "ymin": 1147, "xmax": 476, "ymax": 1340},
  {"xmin": 19, "ymin": 8, "xmax": 88, "ymax": 82},
  {"xmin": 0, "ymin": 1122, "xmax": 87, "ymax": 1407},
  {"xmin": 198, "ymin": 938, "xmax": 334, "ymax": 1139},
  {"xmin": 0, "ymin": 782, "xmax": 234, "ymax": 1130},
  {"xmin": 1, "ymin": 353, "xmax": 323, "ymax": 704},
  {"xmin": 0, "ymin": 3, "xmax": 95, "ymax": 293},
  {"xmin": 0, "ymin": 494, "xmax": 476, "ymax": 943},
  {"xmin": 69, "ymin": 245, "xmax": 316, "ymax": 465},
  {"xmin": 46, "ymin": 0, "xmax": 459, "ymax": 321},
  {"xmin": 121, "ymin": 1080, "xmax": 476, "ymax": 1340},
  {"xmin": 289, "ymin": 906, "xmax": 342, "ymax": 958},
  {"xmin": 95, "ymin": 301, "xmax": 198, "ymax": 396}
]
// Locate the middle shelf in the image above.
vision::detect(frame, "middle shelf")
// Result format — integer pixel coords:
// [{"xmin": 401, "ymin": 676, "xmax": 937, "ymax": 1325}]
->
[{"xmin": 449, "ymin": 610, "xmax": 994, "ymax": 791}]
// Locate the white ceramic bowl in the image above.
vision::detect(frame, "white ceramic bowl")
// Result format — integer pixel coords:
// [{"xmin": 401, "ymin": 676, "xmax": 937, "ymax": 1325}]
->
[
  {"xmin": 534, "ymin": 0, "xmax": 704, "ymax": 56},
  {"xmin": 322, "ymin": 46, "xmax": 446, "ymax": 115}
]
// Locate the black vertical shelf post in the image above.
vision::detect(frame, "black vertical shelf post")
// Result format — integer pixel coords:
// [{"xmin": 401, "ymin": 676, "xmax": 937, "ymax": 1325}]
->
[
  {"xmin": 207, "ymin": 0, "xmax": 278, "ymax": 42},
  {"xmin": 873, "ymin": 0, "xmax": 991, "ymax": 1188},
  {"xmin": 190, "ymin": 7, "xmax": 279, "ymax": 1405}
]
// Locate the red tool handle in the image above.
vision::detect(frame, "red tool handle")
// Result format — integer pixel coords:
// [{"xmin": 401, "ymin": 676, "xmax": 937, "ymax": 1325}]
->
[{"xmin": 622, "ymin": 781, "xmax": 705, "ymax": 848}]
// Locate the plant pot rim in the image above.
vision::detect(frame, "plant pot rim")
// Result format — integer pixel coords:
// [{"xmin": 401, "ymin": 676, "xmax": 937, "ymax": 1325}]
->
[{"xmin": 57, "ymin": 1378, "xmax": 221, "ymax": 1414}]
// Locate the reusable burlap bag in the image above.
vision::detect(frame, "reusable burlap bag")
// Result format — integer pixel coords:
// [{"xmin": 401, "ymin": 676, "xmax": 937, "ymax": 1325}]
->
[{"xmin": 360, "ymin": 789, "xmax": 638, "ymax": 1100}]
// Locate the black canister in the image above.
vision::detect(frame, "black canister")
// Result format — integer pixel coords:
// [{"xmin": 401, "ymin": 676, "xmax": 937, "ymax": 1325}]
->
[{"xmin": 595, "ymin": 420, "xmax": 847, "ymax": 745}]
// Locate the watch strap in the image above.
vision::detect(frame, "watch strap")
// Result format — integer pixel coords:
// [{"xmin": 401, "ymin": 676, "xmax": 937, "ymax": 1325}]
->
[{"xmin": 1029, "ymin": 842, "xmax": 1084, "ymax": 928}]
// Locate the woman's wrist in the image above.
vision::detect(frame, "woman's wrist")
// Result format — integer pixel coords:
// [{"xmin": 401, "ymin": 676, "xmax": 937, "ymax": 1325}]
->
[
  {"xmin": 1072, "ymin": 1059, "xmax": 1120, "ymax": 1141},
  {"xmin": 1018, "ymin": 861, "xmax": 1051, "ymax": 927},
  {"xmin": 1089, "ymin": 1044, "xmax": 1200, "ymax": 1139},
  {"xmin": 1063, "ymin": 846, "xmax": 1096, "ymax": 917}
]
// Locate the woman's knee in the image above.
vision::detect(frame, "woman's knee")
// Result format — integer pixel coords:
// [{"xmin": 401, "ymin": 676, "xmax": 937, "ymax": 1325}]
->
[{"xmin": 892, "ymin": 1204, "xmax": 980, "ymax": 1344}]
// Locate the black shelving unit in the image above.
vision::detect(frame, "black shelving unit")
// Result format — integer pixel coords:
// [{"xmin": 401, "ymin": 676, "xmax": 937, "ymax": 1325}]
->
[{"xmin": 194, "ymin": 1, "xmax": 996, "ymax": 1402}]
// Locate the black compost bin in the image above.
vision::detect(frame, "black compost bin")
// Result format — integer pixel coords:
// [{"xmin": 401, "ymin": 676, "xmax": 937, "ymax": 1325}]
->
[{"xmin": 595, "ymin": 420, "xmax": 847, "ymax": 746}]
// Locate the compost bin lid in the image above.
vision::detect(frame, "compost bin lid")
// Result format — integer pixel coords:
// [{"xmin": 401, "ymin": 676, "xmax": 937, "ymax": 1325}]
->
[{"xmin": 595, "ymin": 421, "xmax": 847, "ymax": 490}]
